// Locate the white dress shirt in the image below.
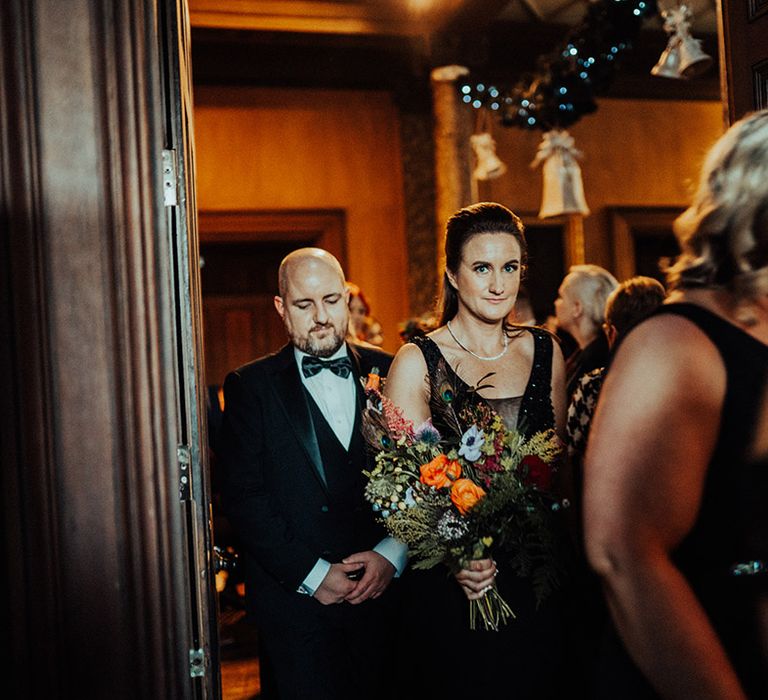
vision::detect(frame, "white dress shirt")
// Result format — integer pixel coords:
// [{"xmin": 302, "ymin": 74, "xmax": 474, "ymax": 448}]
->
[
  {"xmin": 296, "ymin": 345, "xmax": 357, "ymax": 449},
  {"xmin": 293, "ymin": 345, "xmax": 407, "ymax": 595}
]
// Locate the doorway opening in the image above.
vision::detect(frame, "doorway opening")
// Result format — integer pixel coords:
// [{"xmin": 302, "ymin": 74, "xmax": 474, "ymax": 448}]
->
[
  {"xmin": 610, "ymin": 206, "xmax": 684, "ymax": 284},
  {"xmin": 199, "ymin": 209, "xmax": 347, "ymax": 699}
]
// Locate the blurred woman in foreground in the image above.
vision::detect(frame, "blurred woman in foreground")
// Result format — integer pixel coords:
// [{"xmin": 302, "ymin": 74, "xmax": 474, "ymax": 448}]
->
[{"xmin": 584, "ymin": 110, "xmax": 768, "ymax": 699}]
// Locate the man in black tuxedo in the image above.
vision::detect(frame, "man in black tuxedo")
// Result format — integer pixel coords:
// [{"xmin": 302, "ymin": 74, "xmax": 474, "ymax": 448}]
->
[{"xmin": 220, "ymin": 248, "xmax": 405, "ymax": 699}]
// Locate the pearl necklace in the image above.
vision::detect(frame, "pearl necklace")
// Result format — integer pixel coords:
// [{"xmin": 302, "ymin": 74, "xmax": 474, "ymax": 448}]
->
[{"xmin": 446, "ymin": 321, "xmax": 509, "ymax": 361}]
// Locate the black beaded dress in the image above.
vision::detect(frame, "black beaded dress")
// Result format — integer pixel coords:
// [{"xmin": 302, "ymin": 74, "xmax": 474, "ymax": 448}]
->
[
  {"xmin": 592, "ymin": 303, "xmax": 768, "ymax": 699},
  {"xmin": 396, "ymin": 328, "xmax": 569, "ymax": 698}
]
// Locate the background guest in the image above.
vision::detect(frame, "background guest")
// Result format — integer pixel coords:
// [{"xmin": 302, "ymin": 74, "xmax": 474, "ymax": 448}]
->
[
  {"xmin": 347, "ymin": 280, "xmax": 385, "ymax": 346},
  {"xmin": 397, "ymin": 312, "xmax": 439, "ymax": 344},
  {"xmin": 360, "ymin": 315, "xmax": 384, "ymax": 347},
  {"xmin": 346, "ymin": 281, "xmax": 371, "ymax": 341},
  {"xmin": 560, "ymin": 276, "xmax": 665, "ymax": 698},
  {"xmin": 555, "ymin": 265, "xmax": 618, "ymax": 398},
  {"xmin": 566, "ymin": 275, "xmax": 666, "ymax": 462},
  {"xmin": 584, "ymin": 110, "xmax": 768, "ymax": 699}
]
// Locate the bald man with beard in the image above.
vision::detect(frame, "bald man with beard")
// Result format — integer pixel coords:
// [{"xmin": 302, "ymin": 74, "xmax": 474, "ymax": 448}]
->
[{"xmin": 220, "ymin": 248, "xmax": 405, "ymax": 699}]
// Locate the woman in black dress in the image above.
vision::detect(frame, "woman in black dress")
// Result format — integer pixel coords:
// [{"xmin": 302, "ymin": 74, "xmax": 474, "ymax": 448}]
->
[
  {"xmin": 584, "ymin": 110, "xmax": 768, "ymax": 699},
  {"xmin": 385, "ymin": 202, "xmax": 570, "ymax": 697}
]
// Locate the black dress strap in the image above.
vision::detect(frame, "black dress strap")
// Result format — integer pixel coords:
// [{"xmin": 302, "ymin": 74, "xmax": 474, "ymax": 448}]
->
[
  {"xmin": 650, "ymin": 302, "xmax": 768, "ymax": 448},
  {"xmin": 410, "ymin": 334, "xmax": 443, "ymax": 377},
  {"xmin": 518, "ymin": 327, "xmax": 555, "ymax": 436}
]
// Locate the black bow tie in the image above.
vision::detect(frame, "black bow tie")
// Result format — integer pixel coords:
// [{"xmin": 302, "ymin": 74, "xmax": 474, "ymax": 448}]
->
[{"xmin": 301, "ymin": 355, "xmax": 353, "ymax": 379}]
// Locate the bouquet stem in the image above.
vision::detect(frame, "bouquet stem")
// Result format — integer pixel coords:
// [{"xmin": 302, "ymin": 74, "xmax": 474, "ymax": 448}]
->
[{"xmin": 469, "ymin": 586, "xmax": 515, "ymax": 631}]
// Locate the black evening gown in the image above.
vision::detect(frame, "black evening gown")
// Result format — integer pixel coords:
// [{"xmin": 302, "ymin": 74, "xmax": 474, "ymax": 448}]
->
[
  {"xmin": 396, "ymin": 329, "xmax": 570, "ymax": 698},
  {"xmin": 591, "ymin": 303, "xmax": 768, "ymax": 699}
]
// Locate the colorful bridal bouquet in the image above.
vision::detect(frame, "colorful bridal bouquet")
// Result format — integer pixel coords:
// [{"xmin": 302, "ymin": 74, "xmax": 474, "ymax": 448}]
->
[{"xmin": 362, "ymin": 369, "xmax": 565, "ymax": 631}]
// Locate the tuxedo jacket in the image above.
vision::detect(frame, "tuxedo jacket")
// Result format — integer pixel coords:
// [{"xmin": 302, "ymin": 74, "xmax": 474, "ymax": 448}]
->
[{"xmin": 220, "ymin": 341, "xmax": 393, "ymax": 616}]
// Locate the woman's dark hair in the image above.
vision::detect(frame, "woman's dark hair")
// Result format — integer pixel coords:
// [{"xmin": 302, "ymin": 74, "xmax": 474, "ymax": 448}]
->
[
  {"xmin": 439, "ymin": 202, "xmax": 527, "ymax": 325},
  {"xmin": 345, "ymin": 281, "xmax": 371, "ymax": 315}
]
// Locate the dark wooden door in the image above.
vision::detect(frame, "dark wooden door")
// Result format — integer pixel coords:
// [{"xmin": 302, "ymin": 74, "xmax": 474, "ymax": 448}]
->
[
  {"xmin": 720, "ymin": 0, "xmax": 768, "ymax": 121},
  {"xmin": 0, "ymin": 0, "xmax": 216, "ymax": 697},
  {"xmin": 200, "ymin": 244, "xmax": 293, "ymax": 388}
]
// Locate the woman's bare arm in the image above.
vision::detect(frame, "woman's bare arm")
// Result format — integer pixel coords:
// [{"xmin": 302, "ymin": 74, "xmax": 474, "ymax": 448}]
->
[
  {"xmin": 584, "ymin": 315, "xmax": 746, "ymax": 699},
  {"xmin": 383, "ymin": 342, "xmax": 431, "ymax": 426}
]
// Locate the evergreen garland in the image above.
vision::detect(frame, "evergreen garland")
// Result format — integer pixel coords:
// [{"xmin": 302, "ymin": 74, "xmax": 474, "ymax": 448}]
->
[{"xmin": 459, "ymin": 0, "xmax": 659, "ymax": 131}]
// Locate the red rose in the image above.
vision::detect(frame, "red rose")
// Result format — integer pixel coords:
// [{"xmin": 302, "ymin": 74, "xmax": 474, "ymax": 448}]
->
[{"xmin": 521, "ymin": 455, "xmax": 552, "ymax": 491}]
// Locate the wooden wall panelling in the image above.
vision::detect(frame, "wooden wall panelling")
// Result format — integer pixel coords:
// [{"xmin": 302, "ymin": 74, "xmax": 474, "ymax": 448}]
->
[
  {"xmin": 480, "ymin": 98, "xmax": 723, "ymax": 273},
  {"xmin": 520, "ymin": 215, "xmax": 567, "ymax": 322},
  {"xmin": 193, "ymin": 86, "xmax": 409, "ymax": 353}
]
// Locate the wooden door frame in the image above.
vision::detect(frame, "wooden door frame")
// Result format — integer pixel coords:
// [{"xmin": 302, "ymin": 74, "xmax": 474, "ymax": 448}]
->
[
  {"xmin": 198, "ymin": 209, "xmax": 348, "ymax": 268},
  {"xmin": 609, "ymin": 206, "xmax": 685, "ymax": 281}
]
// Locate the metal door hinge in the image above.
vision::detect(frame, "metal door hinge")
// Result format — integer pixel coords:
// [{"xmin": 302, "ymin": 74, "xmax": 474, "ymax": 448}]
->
[
  {"xmin": 162, "ymin": 149, "xmax": 178, "ymax": 206},
  {"xmin": 178, "ymin": 444, "xmax": 191, "ymax": 500},
  {"xmin": 189, "ymin": 648, "xmax": 206, "ymax": 678}
]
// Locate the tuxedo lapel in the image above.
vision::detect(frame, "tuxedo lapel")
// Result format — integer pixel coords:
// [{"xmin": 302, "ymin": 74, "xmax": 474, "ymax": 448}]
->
[
  {"xmin": 348, "ymin": 343, "xmax": 368, "ymax": 413},
  {"xmin": 271, "ymin": 345, "xmax": 327, "ymax": 490}
]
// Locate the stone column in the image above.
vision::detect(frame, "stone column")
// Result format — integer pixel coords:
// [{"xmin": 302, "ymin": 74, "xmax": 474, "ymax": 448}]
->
[{"xmin": 431, "ymin": 65, "xmax": 473, "ymax": 277}]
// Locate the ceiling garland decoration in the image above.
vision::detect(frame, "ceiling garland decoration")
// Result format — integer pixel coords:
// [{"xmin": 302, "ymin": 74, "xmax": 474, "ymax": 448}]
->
[{"xmin": 458, "ymin": 0, "xmax": 659, "ymax": 132}]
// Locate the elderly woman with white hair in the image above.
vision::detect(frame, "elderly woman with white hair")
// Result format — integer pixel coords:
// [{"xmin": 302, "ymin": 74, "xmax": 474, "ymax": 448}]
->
[
  {"xmin": 584, "ymin": 110, "xmax": 768, "ymax": 699},
  {"xmin": 555, "ymin": 264, "xmax": 618, "ymax": 397}
]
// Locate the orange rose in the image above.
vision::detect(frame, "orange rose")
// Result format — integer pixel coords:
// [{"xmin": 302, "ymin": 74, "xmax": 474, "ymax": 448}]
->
[
  {"xmin": 445, "ymin": 459, "xmax": 461, "ymax": 481},
  {"xmin": 420, "ymin": 454, "xmax": 462, "ymax": 489},
  {"xmin": 450, "ymin": 478, "xmax": 486, "ymax": 514}
]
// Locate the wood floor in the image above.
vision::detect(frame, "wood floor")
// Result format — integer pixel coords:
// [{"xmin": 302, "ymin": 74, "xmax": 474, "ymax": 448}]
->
[{"xmin": 220, "ymin": 606, "xmax": 262, "ymax": 700}]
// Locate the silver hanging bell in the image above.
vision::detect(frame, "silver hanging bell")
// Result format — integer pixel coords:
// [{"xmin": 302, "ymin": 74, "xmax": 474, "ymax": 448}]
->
[
  {"xmin": 470, "ymin": 132, "xmax": 507, "ymax": 181},
  {"xmin": 677, "ymin": 34, "xmax": 712, "ymax": 78},
  {"xmin": 651, "ymin": 37, "xmax": 682, "ymax": 79}
]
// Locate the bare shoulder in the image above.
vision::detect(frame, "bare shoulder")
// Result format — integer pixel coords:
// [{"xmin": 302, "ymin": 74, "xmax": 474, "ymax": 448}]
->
[
  {"xmin": 612, "ymin": 313, "xmax": 724, "ymax": 387},
  {"xmin": 389, "ymin": 341, "xmax": 428, "ymax": 377},
  {"xmin": 594, "ymin": 313, "xmax": 726, "ymax": 448},
  {"xmin": 392, "ymin": 343, "xmax": 427, "ymax": 368}
]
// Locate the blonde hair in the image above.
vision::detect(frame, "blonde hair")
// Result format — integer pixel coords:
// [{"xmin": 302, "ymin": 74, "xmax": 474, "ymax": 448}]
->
[
  {"xmin": 565, "ymin": 264, "xmax": 619, "ymax": 329},
  {"xmin": 667, "ymin": 109, "xmax": 768, "ymax": 303}
]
